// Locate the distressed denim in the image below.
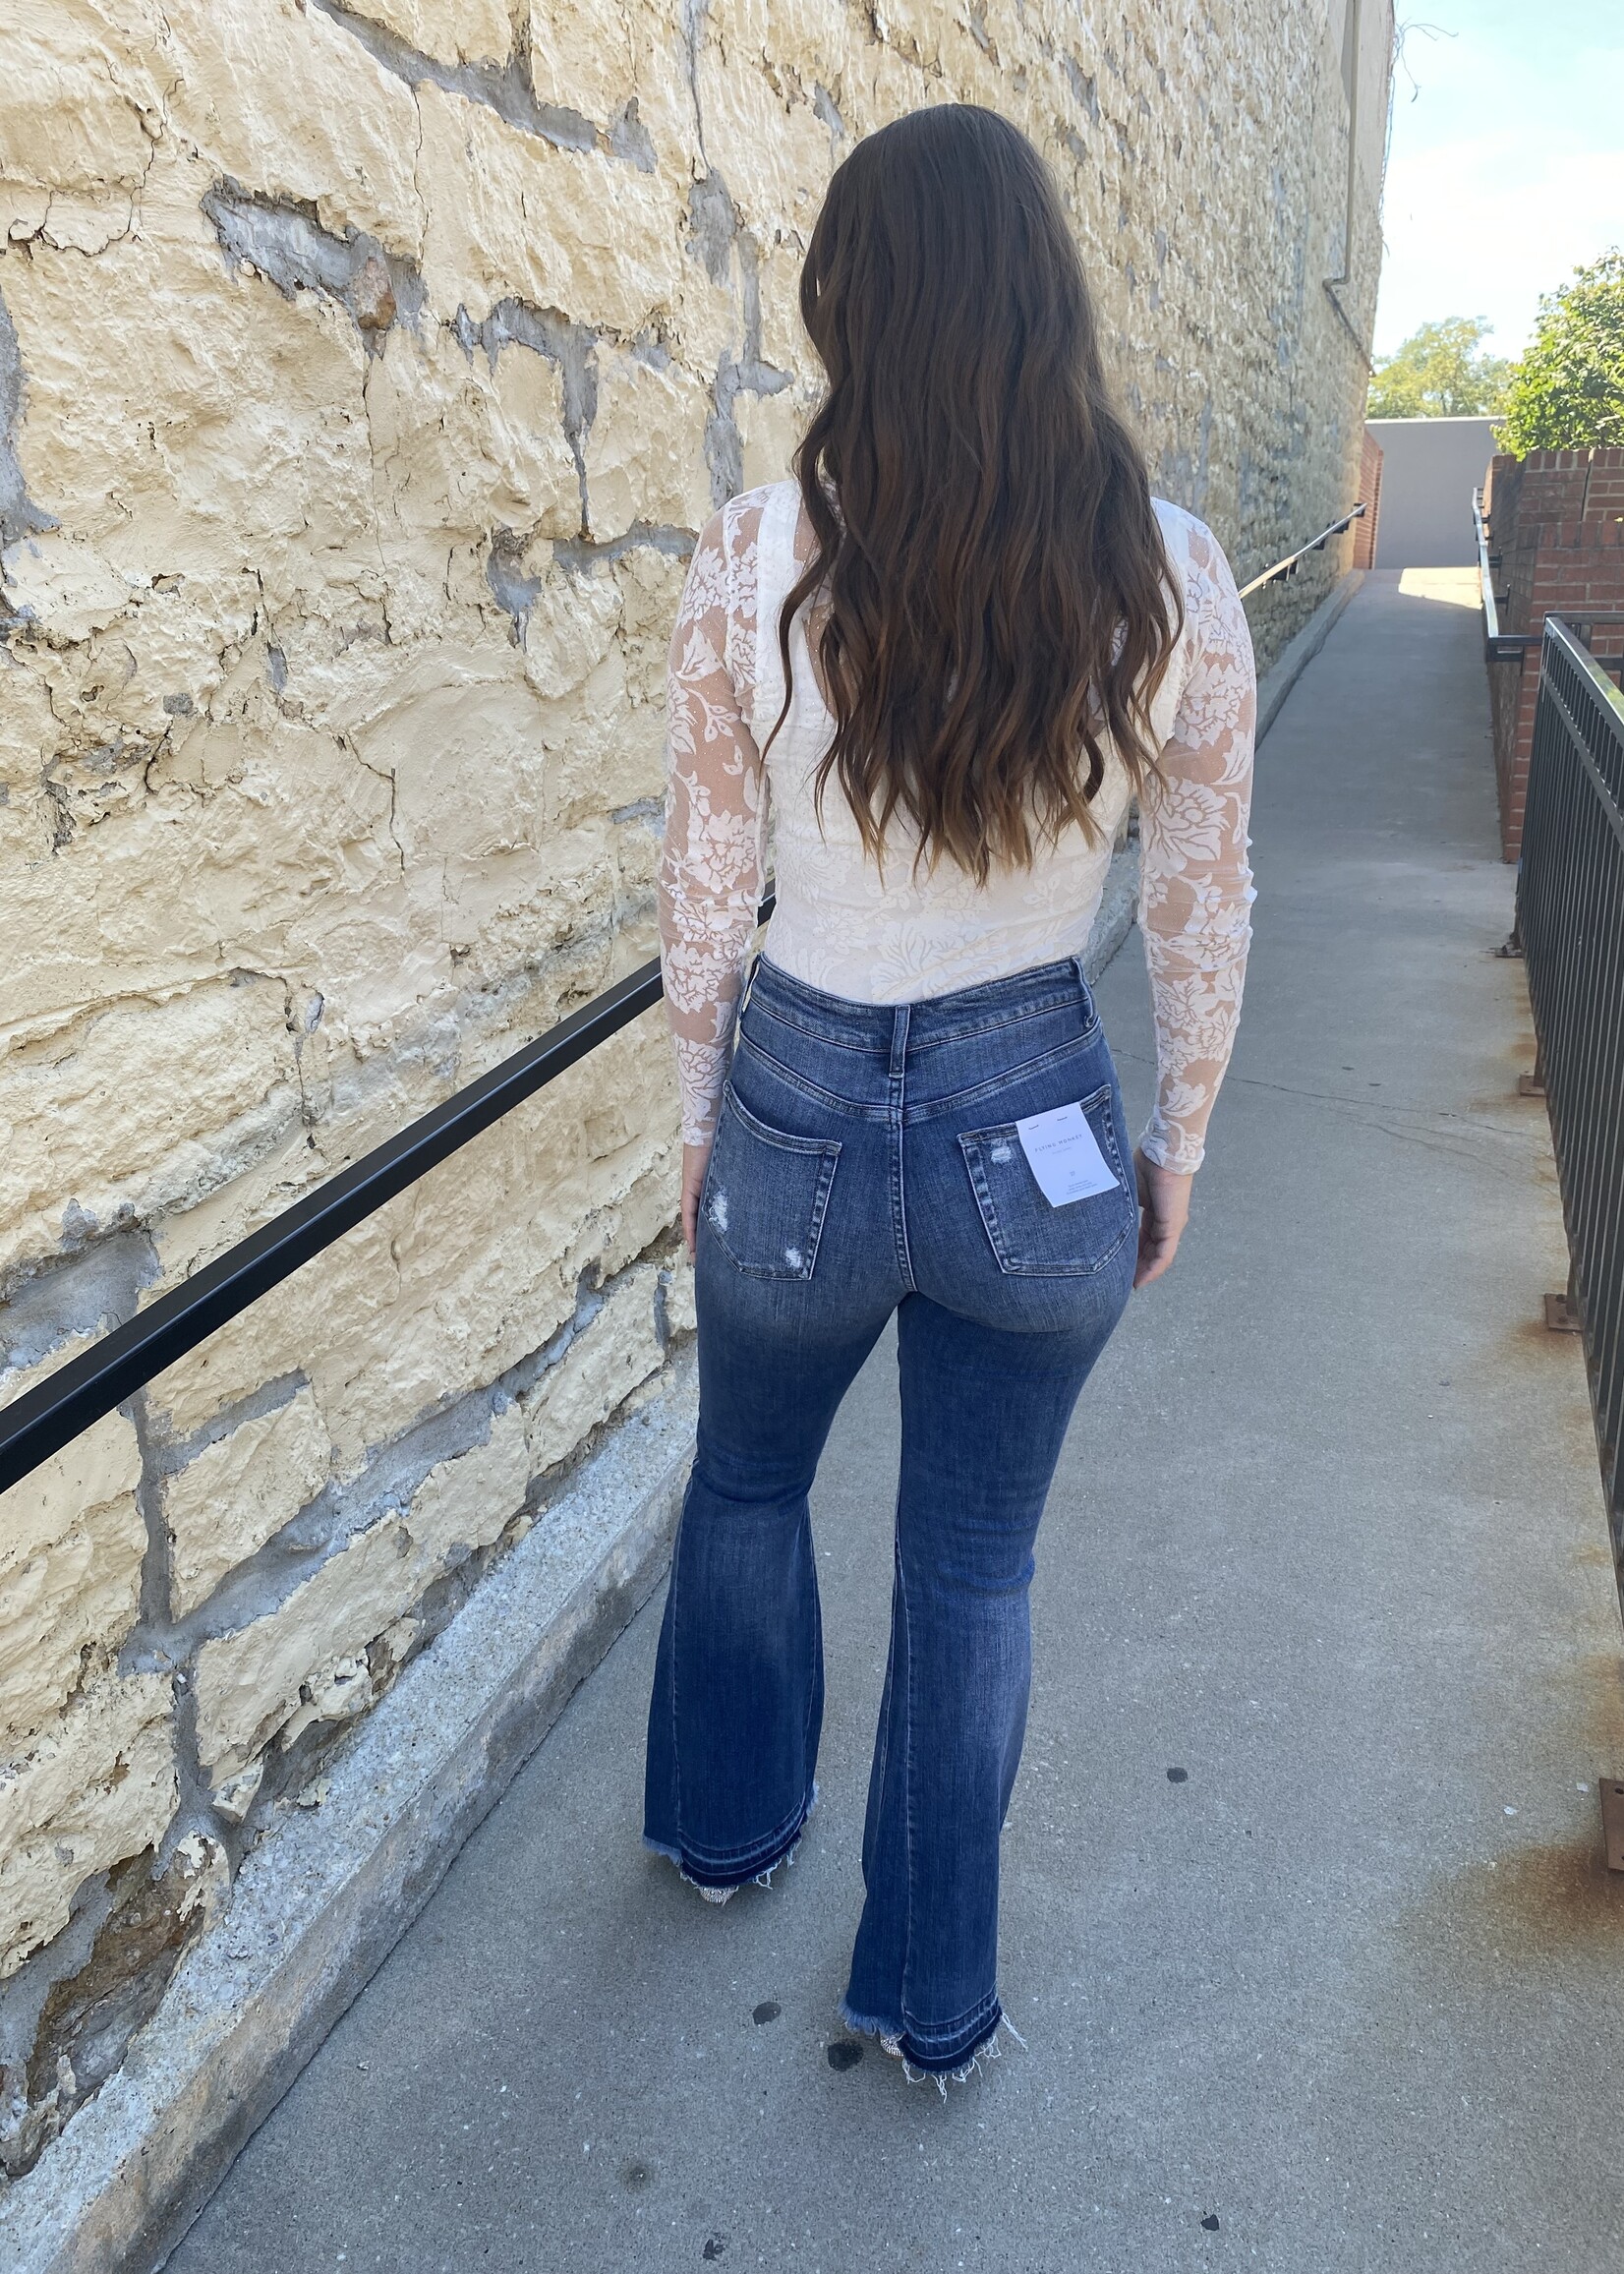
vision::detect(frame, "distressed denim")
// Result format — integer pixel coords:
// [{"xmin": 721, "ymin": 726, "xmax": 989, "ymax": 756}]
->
[{"xmin": 644, "ymin": 950, "xmax": 1136, "ymax": 2075}]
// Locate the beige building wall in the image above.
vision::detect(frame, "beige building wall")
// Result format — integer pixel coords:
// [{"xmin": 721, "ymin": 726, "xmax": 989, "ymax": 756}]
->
[{"xmin": 0, "ymin": 0, "xmax": 1390, "ymax": 2170}]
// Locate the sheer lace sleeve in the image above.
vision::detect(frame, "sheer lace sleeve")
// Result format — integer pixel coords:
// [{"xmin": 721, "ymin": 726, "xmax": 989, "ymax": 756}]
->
[
  {"xmin": 659, "ymin": 496, "xmax": 769, "ymax": 1148},
  {"xmin": 1137, "ymin": 518, "xmax": 1257, "ymax": 1175}
]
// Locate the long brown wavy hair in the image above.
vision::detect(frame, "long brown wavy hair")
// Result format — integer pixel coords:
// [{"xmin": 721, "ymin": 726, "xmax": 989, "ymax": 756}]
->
[{"xmin": 770, "ymin": 103, "xmax": 1180, "ymax": 882}]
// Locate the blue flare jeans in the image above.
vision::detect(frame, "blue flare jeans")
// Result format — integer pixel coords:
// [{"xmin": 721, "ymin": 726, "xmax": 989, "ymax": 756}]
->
[{"xmin": 644, "ymin": 950, "xmax": 1137, "ymax": 2074}]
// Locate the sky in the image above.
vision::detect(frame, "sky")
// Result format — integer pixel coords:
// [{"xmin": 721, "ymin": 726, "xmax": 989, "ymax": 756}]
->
[{"xmin": 1373, "ymin": 0, "xmax": 1624, "ymax": 363}]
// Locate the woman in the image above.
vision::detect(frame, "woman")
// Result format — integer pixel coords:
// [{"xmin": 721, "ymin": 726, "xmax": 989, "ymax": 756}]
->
[{"xmin": 644, "ymin": 104, "xmax": 1255, "ymax": 2086}]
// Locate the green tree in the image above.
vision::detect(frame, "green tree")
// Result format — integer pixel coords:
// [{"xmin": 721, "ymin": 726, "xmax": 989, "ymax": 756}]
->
[
  {"xmin": 1497, "ymin": 251, "xmax": 1624, "ymax": 454},
  {"xmin": 1366, "ymin": 318, "xmax": 1513, "ymax": 419}
]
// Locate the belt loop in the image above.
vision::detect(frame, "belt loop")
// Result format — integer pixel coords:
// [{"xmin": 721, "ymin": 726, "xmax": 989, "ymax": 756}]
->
[
  {"xmin": 1073, "ymin": 952, "xmax": 1094, "ymax": 1028},
  {"xmin": 738, "ymin": 950, "xmax": 761, "ymax": 1019},
  {"xmin": 889, "ymin": 1002, "xmax": 910, "ymax": 1082}
]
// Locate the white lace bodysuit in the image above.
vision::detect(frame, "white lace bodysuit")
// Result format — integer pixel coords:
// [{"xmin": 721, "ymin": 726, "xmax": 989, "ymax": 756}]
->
[{"xmin": 659, "ymin": 482, "xmax": 1256, "ymax": 1175}]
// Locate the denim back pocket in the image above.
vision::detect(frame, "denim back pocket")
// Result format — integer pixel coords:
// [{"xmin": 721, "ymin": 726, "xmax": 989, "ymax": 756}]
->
[
  {"xmin": 703, "ymin": 1087, "xmax": 841, "ymax": 1281},
  {"xmin": 958, "ymin": 1083, "xmax": 1135, "ymax": 1277}
]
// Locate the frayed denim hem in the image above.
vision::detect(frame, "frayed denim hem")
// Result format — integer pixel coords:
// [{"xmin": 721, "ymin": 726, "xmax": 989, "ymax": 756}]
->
[
  {"xmin": 840, "ymin": 2002, "xmax": 1026, "ymax": 2095},
  {"xmin": 840, "ymin": 1999, "xmax": 901, "ymax": 2039},
  {"xmin": 645, "ymin": 1785, "xmax": 817, "ymax": 1905}
]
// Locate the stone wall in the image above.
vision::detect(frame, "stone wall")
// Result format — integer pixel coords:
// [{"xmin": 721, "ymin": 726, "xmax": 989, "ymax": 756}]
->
[{"xmin": 0, "ymin": 0, "xmax": 1390, "ymax": 2175}]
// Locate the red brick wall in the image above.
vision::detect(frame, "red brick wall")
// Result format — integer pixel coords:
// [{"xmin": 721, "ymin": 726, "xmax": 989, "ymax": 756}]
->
[
  {"xmin": 1482, "ymin": 446, "xmax": 1624, "ymax": 857},
  {"xmin": 1351, "ymin": 427, "xmax": 1382, "ymax": 569}
]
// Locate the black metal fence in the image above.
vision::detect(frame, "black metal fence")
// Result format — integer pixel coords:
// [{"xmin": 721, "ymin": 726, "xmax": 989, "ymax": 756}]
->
[{"xmin": 1518, "ymin": 616, "xmax": 1624, "ymax": 1585}]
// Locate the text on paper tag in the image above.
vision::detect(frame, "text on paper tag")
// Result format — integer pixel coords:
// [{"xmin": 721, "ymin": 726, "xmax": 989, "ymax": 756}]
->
[{"xmin": 1015, "ymin": 1101, "xmax": 1121, "ymax": 1207}]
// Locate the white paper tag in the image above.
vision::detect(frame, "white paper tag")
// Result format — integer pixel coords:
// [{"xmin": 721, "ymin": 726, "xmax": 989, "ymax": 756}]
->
[{"xmin": 1015, "ymin": 1101, "xmax": 1121, "ymax": 1207}]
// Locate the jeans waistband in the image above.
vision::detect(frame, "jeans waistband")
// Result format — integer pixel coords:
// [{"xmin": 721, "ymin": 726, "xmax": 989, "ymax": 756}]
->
[{"xmin": 745, "ymin": 951, "xmax": 1096, "ymax": 1054}]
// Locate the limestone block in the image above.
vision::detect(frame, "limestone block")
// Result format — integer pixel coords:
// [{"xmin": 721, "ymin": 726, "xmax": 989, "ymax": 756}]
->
[
  {"xmin": 0, "ymin": 661, "xmax": 58, "ymax": 803},
  {"xmin": 663, "ymin": 1254, "xmax": 697, "ymax": 1338},
  {"xmin": 521, "ymin": 0, "xmax": 697, "ymax": 167},
  {"xmin": 613, "ymin": 546, "xmax": 688, "ymax": 710},
  {"xmin": 194, "ymin": 1516, "xmax": 416, "ymax": 1779},
  {"xmin": 149, "ymin": 1015, "xmax": 673, "ymax": 1465},
  {"xmin": 367, "ymin": 321, "xmax": 579, "ymax": 541},
  {"xmin": 109, "ymin": 724, "xmax": 403, "ymax": 987},
  {"xmin": 147, "ymin": 1214, "xmax": 397, "ymax": 1444},
  {"xmin": 751, "ymin": 235, "xmax": 814, "ymax": 377},
  {"xmin": 848, "ymin": 29, "xmax": 930, "ymax": 136},
  {"xmin": 694, "ymin": 56, "xmax": 830, "ymax": 238},
  {"xmin": 0, "ymin": 182, "xmax": 50, "ymax": 239},
  {"xmin": 364, "ymin": 324, "xmax": 580, "ymax": 638},
  {"xmin": 30, "ymin": 576, "xmax": 263, "ymax": 785},
  {"xmin": 416, "ymin": 82, "xmax": 681, "ymax": 334},
  {"xmin": 308, "ymin": 1062, "xmax": 677, "ymax": 1467},
  {"xmin": 930, "ymin": 14, "xmax": 1012, "ymax": 106},
  {"xmin": 613, "ymin": 811, "xmax": 662, "ymax": 918},
  {"xmin": 37, "ymin": 189, "xmax": 140, "ymax": 257},
  {"xmin": 0, "ymin": 778, "xmax": 52, "ymax": 871},
  {"xmin": 0, "ymin": 1671, "xmax": 176, "ymax": 1979},
  {"xmin": 274, "ymin": 1653, "xmax": 373, "ymax": 1758},
  {"xmin": 668, "ymin": 232, "xmax": 743, "ymax": 379},
  {"xmin": 210, "ymin": 1759, "xmax": 263, "ymax": 1825},
  {"xmin": 583, "ymin": 353, "xmax": 713, "ymax": 540},
  {"xmin": 523, "ymin": 1265, "xmax": 664, "ymax": 1473},
  {"xmin": 859, "ymin": 0, "xmax": 937, "ymax": 72},
  {"xmin": 1, "ymin": 719, "xmax": 403, "ymax": 1073},
  {"xmin": 0, "ymin": 1339, "xmax": 145, "ymax": 1754},
  {"xmin": 1, "ymin": 532, "xmax": 142, "ymax": 647},
  {"xmin": 164, "ymin": 1386, "xmax": 333, "ymax": 1619},
  {"xmin": 531, "ymin": 656, "xmax": 652, "ymax": 834},
  {"xmin": 737, "ymin": 387, "xmax": 802, "ymax": 494},
  {"xmin": 437, "ymin": 814, "xmax": 620, "ymax": 968},
  {"xmin": 711, "ymin": 0, "xmax": 851, "ymax": 84},
  {"xmin": 344, "ymin": 0, "xmax": 510, "ymax": 68},
  {"xmin": 525, "ymin": 551, "xmax": 677, "ymax": 829},
  {"xmin": 0, "ymin": 975, "xmax": 300, "ymax": 1284},
  {"xmin": 194, "ymin": 1400, "xmax": 531, "ymax": 1778},
  {"xmin": 0, "ymin": 0, "xmax": 166, "ymax": 199},
  {"xmin": 1, "ymin": 149, "xmax": 376, "ymax": 600},
  {"xmin": 397, "ymin": 1395, "xmax": 531, "ymax": 1570},
  {"xmin": 345, "ymin": 646, "xmax": 554, "ymax": 867},
  {"xmin": 521, "ymin": 557, "xmax": 626, "ymax": 703},
  {"xmin": 159, "ymin": 0, "xmax": 426, "ymax": 257},
  {"xmin": 522, "ymin": 0, "xmax": 638, "ymax": 127}
]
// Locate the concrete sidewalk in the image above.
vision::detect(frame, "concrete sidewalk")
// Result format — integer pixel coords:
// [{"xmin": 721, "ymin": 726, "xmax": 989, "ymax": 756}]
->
[{"xmin": 167, "ymin": 569, "xmax": 1624, "ymax": 2274}]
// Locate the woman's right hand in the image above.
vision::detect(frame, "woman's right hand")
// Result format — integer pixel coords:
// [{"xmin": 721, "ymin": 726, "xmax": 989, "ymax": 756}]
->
[
  {"xmin": 681, "ymin": 1140, "xmax": 713, "ymax": 1258},
  {"xmin": 1132, "ymin": 1147, "xmax": 1193, "ymax": 1288}
]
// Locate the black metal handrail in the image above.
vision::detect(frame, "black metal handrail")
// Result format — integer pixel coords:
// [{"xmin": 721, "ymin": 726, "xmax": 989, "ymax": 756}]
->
[
  {"xmin": 1237, "ymin": 501, "xmax": 1366, "ymax": 599},
  {"xmin": 1473, "ymin": 488, "xmax": 1624, "ymax": 680},
  {"xmin": 0, "ymin": 894, "xmax": 774, "ymax": 1496},
  {"xmin": 1473, "ymin": 486, "xmax": 1521, "ymax": 661},
  {"xmin": 1517, "ymin": 617, "xmax": 1624, "ymax": 1591}
]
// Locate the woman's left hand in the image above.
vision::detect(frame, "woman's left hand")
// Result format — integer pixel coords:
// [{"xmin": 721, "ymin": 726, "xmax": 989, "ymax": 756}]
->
[{"xmin": 681, "ymin": 1140, "xmax": 713, "ymax": 1258}]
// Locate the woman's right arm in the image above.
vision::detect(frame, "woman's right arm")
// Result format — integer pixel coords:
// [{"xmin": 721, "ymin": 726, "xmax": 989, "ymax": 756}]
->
[
  {"xmin": 1133, "ymin": 515, "xmax": 1258, "ymax": 1281},
  {"xmin": 659, "ymin": 501, "xmax": 770, "ymax": 1250}
]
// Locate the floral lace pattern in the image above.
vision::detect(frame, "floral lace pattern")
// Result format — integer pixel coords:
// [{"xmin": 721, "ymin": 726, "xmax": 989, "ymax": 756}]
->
[
  {"xmin": 658, "ymin": 496, "xmax": 772, "ymax": 1141},
  {"xmin": 659, "ymin": 484, "xmax": 1255, "ymax": 1173},
  {"xmin": 1134, "ymin": 510, "xmax": 1258, "ymax": 1173}
]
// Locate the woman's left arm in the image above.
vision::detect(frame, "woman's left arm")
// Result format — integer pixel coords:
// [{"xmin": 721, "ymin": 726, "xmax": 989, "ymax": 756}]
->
[
  {"xmin": 660, "ymin": 501, "xmax": 770, "ymax": 1253},
  {"xmin": 1133, "ymin": 519, "xmax": 1257, "ymax": 1279}
]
